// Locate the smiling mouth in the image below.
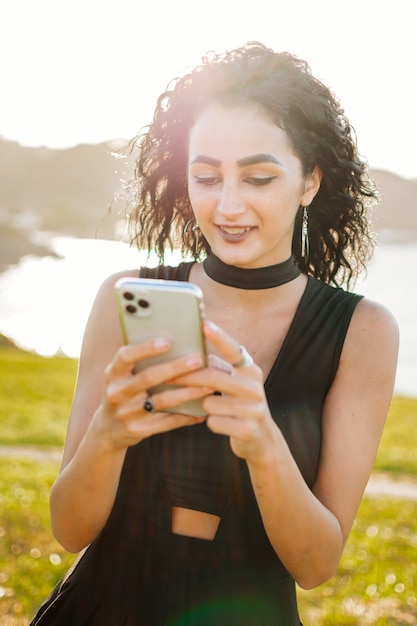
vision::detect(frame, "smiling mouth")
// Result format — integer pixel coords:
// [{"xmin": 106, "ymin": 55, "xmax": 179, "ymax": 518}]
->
[{"xmin": 219, "ymin": 226, "xmax": 252, "ymax": 235}]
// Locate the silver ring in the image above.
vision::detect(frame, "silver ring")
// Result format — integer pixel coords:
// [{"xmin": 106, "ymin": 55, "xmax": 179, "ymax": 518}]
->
[
  {"xmin": 234, "ymin": 345, "xmax": 254, "ymax": 368},
  {"xmin": 143, "ymin": 398, "xmax": 154, "ymax": 412}
]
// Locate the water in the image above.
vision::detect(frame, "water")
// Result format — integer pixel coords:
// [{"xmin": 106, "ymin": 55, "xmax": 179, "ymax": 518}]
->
[
  {"xmin": 355, "ymin": 241, "xmax": 416, "ymax": 397},
  {"xmin": 0, "ymin": 235, "xmax": 415, "ymax": 397}
]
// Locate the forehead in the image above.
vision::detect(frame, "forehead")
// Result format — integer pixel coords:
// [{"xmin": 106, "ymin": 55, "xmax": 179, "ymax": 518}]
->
[{"xmin": 188, "ymin": 102, "xmax": 292, "ymax": 159}]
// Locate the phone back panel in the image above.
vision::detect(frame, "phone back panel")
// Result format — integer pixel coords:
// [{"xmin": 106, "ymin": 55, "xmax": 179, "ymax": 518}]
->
[{"xmin": 115, "ymin": 277, "xmax": 207, "ymax": 416}]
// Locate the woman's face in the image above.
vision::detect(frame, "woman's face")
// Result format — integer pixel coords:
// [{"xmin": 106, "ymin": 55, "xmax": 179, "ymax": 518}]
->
[{"xmin": 187, "ymin": 102, "xmax": 321, "ymax": 268}]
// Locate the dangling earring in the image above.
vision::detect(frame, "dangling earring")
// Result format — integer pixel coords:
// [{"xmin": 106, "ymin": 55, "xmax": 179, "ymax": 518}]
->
[
  {"xmin": 301, "ymin": 206, "xmax": 309, "ymax": 259},
  {"xmin": 193, "ymin": 222, "xmax": 200, "ymax": 252},
  {"xmin": 184, "ymin": 218, "xmax": 200, "ymax": 255}
]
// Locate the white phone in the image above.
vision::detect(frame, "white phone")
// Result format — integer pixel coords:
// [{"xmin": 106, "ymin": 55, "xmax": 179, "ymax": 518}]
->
[{"xmin": 115, "ymin": 277, "xmax": 208, "ymax": 416}]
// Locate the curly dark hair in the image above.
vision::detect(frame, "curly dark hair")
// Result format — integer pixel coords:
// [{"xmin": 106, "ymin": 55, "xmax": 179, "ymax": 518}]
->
[{"xmin": 125, "ymin": 41, "xmax": 377, "ymax": 287}]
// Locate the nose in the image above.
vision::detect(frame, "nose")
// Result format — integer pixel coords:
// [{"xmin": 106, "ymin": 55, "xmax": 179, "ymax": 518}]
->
[{"xmin": 217, "ymin": 181, "xmax": 246, "ymax": 217}]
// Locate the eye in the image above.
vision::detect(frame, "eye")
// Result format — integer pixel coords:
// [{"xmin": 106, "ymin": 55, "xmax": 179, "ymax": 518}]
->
[
  {"xmin": 193, "ymin": 175, "xmax": 221, "ymax": 186},
  {"xmin": 245, "ymin": 176, "xmax": 277, "ymax": 186}
]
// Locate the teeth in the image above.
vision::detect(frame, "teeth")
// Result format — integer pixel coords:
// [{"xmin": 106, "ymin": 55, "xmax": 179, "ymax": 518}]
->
[{"xmin": 221, "ymin": 227, "xmax": 250, "ymax": 235}]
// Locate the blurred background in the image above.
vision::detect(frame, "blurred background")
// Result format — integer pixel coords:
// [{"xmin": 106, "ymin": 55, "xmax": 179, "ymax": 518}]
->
[{"xmin": 0, "ymin": 0, "xmax": 416, "ymax": 396}]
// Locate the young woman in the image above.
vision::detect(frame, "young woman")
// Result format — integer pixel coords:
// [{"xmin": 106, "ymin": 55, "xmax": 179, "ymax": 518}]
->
[{"xmin": 30, "ymin": 42, "xmax": 398, "ymax": 625}]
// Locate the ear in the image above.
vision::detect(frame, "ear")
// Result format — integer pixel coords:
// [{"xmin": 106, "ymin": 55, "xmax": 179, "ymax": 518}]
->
[{"xmin": 301, "ymin": 166, "xmax": 322, "ymax": 206}]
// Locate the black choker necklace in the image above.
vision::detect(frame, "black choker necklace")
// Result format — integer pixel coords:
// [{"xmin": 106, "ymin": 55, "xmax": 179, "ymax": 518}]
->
[{"xmin": 203, "ymin": 253, "xmax": 301, "ymax": 290}]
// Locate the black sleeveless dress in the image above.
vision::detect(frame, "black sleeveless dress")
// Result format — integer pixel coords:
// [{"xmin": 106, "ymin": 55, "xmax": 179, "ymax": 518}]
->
[{"xmin": 30, "ymin": 263, "xmax": 362, "ymax": 626}]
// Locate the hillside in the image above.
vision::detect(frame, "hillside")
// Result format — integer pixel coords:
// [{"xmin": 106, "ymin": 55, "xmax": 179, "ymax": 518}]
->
[
  {"xmin": 0, "ymin": 137, "xmax": 416, "ymax": 269},
  {"xmin": 0, "ymin": 137, "xmax": 125, "ymax": 269},
  {"xmin": 371, "ymin": 169, "xmax": 417, "ymax": 235}
]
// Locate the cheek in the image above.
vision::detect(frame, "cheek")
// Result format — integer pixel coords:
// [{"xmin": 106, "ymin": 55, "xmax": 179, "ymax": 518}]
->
[
  {"xmin": 187, "ymin": 184, "xmax": 200, "ymax": 210},
  {"xmin": 188, "ymin": 184, "xmax": 216, "ymax": 212}
]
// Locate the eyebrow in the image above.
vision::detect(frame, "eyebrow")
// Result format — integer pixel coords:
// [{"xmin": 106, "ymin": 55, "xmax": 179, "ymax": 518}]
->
[{"xmin": 190, "ymin": 153, "xmax": 283, "ymax": 168}]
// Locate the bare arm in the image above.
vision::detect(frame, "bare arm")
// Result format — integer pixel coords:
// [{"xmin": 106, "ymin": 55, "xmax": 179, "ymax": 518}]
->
[
  {"xmin": 245, "ymin": 300, "xmax": 398, "ymax": 588},
  {"xmin": 50, "ymin": 271, "xmax": 209, "ymax": 552},
  {"xmin": 184, "ymin": 302, "xmax": 398, "ymax": 588}
]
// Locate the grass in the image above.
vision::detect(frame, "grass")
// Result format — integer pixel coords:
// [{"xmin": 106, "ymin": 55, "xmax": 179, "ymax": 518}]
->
[
  {"xmin": 298, "ymin": 497, "xmax": 417, "ymax": 624},
  {"xmin": 0, "ymin": 458, "xmax": 75, "ymax": 623},
  {"xmin": 0, "ymin": 347, "xmax": 416, "ymax": 624},
  {"xmin": 0, "ymin": 348, "xmax": 77, "ymax": 447},
  {"xmin": 374, "ymin": 396, "xmax": 417, "ymax": 477}
]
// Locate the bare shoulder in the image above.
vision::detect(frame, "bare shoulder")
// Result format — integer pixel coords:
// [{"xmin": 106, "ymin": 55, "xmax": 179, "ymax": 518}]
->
[
  {"xmin": 80, "ymin": 269, "xmax": 139, "ymax": 360},
  {"xmin": 327, "ymin": 295, "xmax": 399, "ymax": 422},
  {"xmin": 343, "ymin": 296, "xmax": 399, "ymax": 360},
  {"xmin": 351, "ymin": 296, "xmax": 398, "ymax": 329},
  {"xmin": 90, "ymin": 269, "xmax": 140, "ymax": 315}
]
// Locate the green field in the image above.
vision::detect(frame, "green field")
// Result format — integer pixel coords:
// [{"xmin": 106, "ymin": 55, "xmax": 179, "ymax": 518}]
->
[{"xmin": 0, "ymin": 347, "xmax": 416, "ymax": 624}]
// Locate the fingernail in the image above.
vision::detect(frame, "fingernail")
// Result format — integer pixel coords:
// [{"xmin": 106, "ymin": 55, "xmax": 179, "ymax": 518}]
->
[
  {"xmin": 153, "ymin": 337, "xmax": 169, "ymax": 349},
  {"xmin": 186, "ymin": 354, "xmax": 203, "ymax": 367},
  {"xmin": 205, "ymin": 320, "xmax": 218, "ymax": 332}
]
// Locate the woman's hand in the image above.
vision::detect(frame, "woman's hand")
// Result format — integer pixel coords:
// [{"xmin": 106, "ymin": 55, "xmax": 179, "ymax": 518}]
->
[
  {"xmin": 173, "ymin": 320, "xmax": 279, "ymax": 465},
  {"xmin": 97, "ymin": 337, "xmax": 212, "ymax": 452}
]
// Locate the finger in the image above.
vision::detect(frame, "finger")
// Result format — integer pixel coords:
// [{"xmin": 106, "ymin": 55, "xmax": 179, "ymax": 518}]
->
[
  {"xmin": 205, "ymin": 413, "xmax": 248, "ymax": 437},
  {"xmin": 153, "ymin": 384, "xmax": 214, "ymax": 411},
  {"xmin": 107, "ymin": 386, "xmax": 208, "ymax": 439},
  {"xmin": 136, "ymin": 352, "xmax": 205, "ymax": 392},
  {"xmin": 106, "ymin": 383, "xmax": 148, "ymax": 411},
  {"xmin": 173, "ymin": 366, "xmax": 262, "ymax": 398},
  {"xmin": 124, "ymin": 411, "xmax": 206, "ymax": 441},
  {"xmin": 208, "ymin": 354, "xmax": 233, "ymax": 374},
  {"xmin": 106, "ymin": 350, "xmax": 205, "ymax": 405},
  {"xmin": 204, "ymin": 321, "xmax": 255, "ymax": 370},
  {"xmin": 110, "ymin": 407, "xmax": 206, "ymax": 448},
  {"xmin": 105, "ymin": 337, "xmax": 170, "ymax": 380},
  {"xmin": 205, "ymin": 411, "xmax": 273, "ymax": 463},
  {"xmin": 203, "ymin": 321, "xmax": 242, "ymax": 365},
  {"xmin": 203, "ymin": 393, "xmax": 265, "ymax": 421},
  {"xmin": 110, "ymin": 374, "xmax": 212, "ymax": 420}
]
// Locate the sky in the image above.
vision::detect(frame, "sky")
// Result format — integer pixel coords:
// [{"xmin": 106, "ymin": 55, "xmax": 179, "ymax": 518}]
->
[{"xmin": 1, "ymin": 0, "xmax": 416, "ymax": 179}]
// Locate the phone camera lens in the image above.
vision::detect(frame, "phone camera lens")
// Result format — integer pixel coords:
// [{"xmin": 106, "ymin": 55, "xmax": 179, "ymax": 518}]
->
[
  {"xmin": 125, "ymin": 304, "xmax": 137, "ymax": 314},
  {"xmin": 138, "ymin": 299, "xmax": 149, "ymax": 309},
  {"xmin": 123, "ymin": 291, "xmax": 135, "ymax": 301}
]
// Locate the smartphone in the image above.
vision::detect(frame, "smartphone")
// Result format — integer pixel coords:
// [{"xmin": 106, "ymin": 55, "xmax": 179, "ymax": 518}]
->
[{"xmin": 115, "ymin": 277, "xmax": 207, "ymax": 416}]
